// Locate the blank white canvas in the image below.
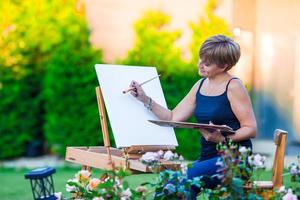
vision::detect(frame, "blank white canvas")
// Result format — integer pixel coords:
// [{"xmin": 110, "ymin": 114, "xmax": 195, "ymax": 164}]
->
[{"xmin": 95, "ymin": 64, "xmax": 178, "ymax": 148}]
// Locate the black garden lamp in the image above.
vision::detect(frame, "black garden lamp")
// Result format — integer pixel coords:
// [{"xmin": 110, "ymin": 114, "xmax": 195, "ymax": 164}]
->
[{"xmin": 25, "ymin": 167, "xmax": 56, "ymax": 200}]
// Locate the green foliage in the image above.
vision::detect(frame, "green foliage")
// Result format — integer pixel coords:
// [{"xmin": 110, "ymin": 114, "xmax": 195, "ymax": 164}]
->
[
  {"xmin": 121, "ymin": 10, "xmax": 190, "ymax": 75},
  {"xmin": 0, "ymin": 0, "xmax": 51, "ymax": 158},
  {"xmin": 189, "ymin": 0, "xmax": 232, "ymax": 65},
  {"xmin": 40, "ymin": 2, "xmax": 103, "ymax": 156},
  {"xmin": 43, "ymin": 38, "xmax": 102, "ymax": 156},
  {"xmin": 149, "ymin": 170, "xmax": 201, "ymax": 199},
  {"xmin": 0, "ymin": 0, "xmax": 103, "ymax": 158}
]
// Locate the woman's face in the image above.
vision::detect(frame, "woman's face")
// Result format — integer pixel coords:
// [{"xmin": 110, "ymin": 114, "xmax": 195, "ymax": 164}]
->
[{"xmin": 198, "ymin": 59, "xmax": 225, "ymax": 77}]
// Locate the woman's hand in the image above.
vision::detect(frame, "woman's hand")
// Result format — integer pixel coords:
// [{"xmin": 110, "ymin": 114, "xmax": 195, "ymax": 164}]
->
[
  {"xmin": 200, "ymin": 128, "xmax": 225, "ymax": 143},
  {"xmin": 130, "ymin": 80, "xmax": 148, "ymax": 103}
]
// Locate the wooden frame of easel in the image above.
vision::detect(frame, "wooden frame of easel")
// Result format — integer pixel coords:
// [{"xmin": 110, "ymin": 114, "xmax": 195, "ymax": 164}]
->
[
  {"xmin": 244, "ymin": 129, "xmax": 288, "ymax": 193},
  {"xmin": 65, "ymin": 86, "xmax": 180, "ymax": 172}
]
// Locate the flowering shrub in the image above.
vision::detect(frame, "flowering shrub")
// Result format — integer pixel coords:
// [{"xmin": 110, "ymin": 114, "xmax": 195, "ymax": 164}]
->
[
  {"xmin": 65, "ymin": 148, "xmax": 300, "ymax": 199},
  {"xmin": 200, "ymin": 141, "xmax": 262, "ymax": 199},
  {"xmin": 140, "ymin": 158, "xmax": 200, "ymax": 200},
  {"xmin": 140, "ymin": 142, "xmax": 299, "ymax": 199},
  {"xmin": 200, "ymin": 142, "xmax": 299, "ymax": 199},
  {"xmin": 285, "ymin": 156, "xmax": 300, "ymax": 198},
  {"xmin": 66, "ymin": 168, "xmax": 147, "ymax": 200},
  {"xmin": 288, "ymin": 156, "xmax": 300, "ymax": 182},
  {"xmin": 133, "ymin": 150, "xmax": 194, "ymax": 199}
]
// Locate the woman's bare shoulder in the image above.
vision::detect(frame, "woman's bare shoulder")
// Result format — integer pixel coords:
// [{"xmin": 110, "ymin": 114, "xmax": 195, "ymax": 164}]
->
[
  {"xmin": 191, "ymin": 78, "xmax": 203, "ymax": 90},
  {"xmin": 185, "ymin": 78, "xmax": 203, "ymax": 97},
  {"xmin": 227, "ymin": 78, "xmax": 249, "ymax": 98},
  {"xmin": 228, "ymin": 78, "xmax": 244, "ymax": 91}
]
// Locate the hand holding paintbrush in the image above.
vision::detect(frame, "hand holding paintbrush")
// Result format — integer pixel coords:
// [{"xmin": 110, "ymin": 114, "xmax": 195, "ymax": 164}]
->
[
  {"xmin": 122, "ymin": 75, "xmax": 161, "ymax": 94},
  {"xmin": 124, "ymin": 75, "xmax": 160, "ymax": 107}
]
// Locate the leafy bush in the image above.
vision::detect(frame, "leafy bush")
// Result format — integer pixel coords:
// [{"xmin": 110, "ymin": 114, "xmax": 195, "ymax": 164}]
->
[
  {"xmin": 42, "ymin": 2, "xmax": 104, "ymax": 156},
  {"xmin": 0, "ymin": 0, "xmax": 103, "ymax": 158},
  {"xmin": 0, "ymin": 1, "xmax": 50, "ymax": 158},
  {"xmin": 43, "ymin": 41, "xmax": 103, "ymax": 156}
]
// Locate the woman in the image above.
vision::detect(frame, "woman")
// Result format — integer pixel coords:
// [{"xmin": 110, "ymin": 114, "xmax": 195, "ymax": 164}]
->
[{"xmin": 129, "ymin": 34, "xmax": 257, "ymax": 198}]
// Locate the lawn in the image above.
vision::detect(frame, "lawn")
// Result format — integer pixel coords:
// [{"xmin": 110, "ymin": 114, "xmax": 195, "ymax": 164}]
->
[
  {"xmin": 0, "ymin": 167, "xmax": 294, "ymax": 200},
  {"xmin": 0, "ymin": 166, "xmax": 157, "ymax": 200}
]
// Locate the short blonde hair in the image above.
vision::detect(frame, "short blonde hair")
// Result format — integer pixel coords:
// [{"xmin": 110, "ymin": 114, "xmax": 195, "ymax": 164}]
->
[{"xmin": 199, "ymin": 35, "xmax": 240, "ymax": 71}]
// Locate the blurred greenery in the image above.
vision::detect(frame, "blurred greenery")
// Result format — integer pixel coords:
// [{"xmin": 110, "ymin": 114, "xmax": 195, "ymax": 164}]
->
[
  {"xmin": 0, "ymin": 0, "xmax": 231, "ymax": 160},
  {"xmin": 0, "ymin": 0, "xmax": 103, "ymax": 158},
  {"xmin": 189, "ymin": 0, "xmax": 232, "ymax": 65}
]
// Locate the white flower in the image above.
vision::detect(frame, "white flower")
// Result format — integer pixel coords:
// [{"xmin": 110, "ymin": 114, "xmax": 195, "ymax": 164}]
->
[
  {"xmin": 157, "ymin": 150, "xmax": 164, "ymax": 158},
  {"xmin": 120, "ymin": 188, "xmax": 132, "ymax": 199},
  {"xmin": 93, "ymin": 197, "xmax": 104, "ymax": 200},
  {"xmin": 212, "ymin": 173, "xmax": 224, "ymax": 180},
  {"xmin": 66, "ymin": 178, "xmax": 79, "ymax": 192},
  {"xmin": 54, "ymin": 192, "xmax": 62, "ymax": 200},
  {"xmin": 75, "ymin": 170, "xmax": 91, "ymax": 182},
  {"xmin": 115, "ymin": 177, "xmax": 121, "ymax": 187},
  {"xmin": 282, "ymin": 188, "xmax": 297, "ymax": 200},
  {"xmin": 174, "ymin": 153, "xmax": 179, "ymax": 159},
  {"xmin": 180, "ymin": 163, "xmax": 188, "ymax": 175},
  {"xmin": 248, "ymin": 154, "xmax": 266, "ymax": 168},
  {"xmin": 239, "ymin": 146, "xmax": 248, "ymax": 154},
  {"xmin": 179, "ymin": 155, "xmax": 184, "ymax": 161},
  {"xmin": 163, "ymin": 150, "xmax": 174, "ymax": 161},
  {"xmin": 140, "ymin": 152, "xmax": 160, "ymax": 163},
  {"xmin": 289, "ymin": 164, "xmax": 299, "ymax": 176},
  {"xmin": 248, "ymin": 155, "xmax": 254, "ymax": 164},
  {"xmin": 277, "ymin": 186, "xmax": 286, "ymax": 193},
  {"xmin": 80, "ymin": 170, "xmax": 91, "ymax": 177},
  {"xmin": 66, "ymin": 184, "xmax": 77, "ymax": 192},
  {"xmin": 215, "ymin": 157, "xmax": 225, "ymax": 168}
]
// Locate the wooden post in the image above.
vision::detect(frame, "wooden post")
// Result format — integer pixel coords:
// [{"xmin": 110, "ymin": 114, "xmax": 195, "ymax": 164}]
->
[
  {"xmin": 272, "ymin": 129, "xmax": 288, "ymax": 189},
  {"xmin": 96, "ymin": 86, "xmax": 115, "ymax": 170}
]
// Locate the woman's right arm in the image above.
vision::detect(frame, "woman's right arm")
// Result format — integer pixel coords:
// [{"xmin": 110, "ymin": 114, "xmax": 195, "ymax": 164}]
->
[{"xmin": 130, "ymin": 80, "xmax": 201, "ymax": 121}]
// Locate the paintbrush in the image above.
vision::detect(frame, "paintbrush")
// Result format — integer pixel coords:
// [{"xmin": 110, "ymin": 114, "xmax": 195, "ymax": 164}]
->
[{"xmin": 122, "ymin": 74, "xmax": 161, "ymax": 94}]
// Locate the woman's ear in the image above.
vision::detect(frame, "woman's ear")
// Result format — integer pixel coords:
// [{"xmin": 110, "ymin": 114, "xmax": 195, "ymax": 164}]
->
[{"xmin": 222, "ymin": 64, "xmax": 229, "ymax": 72}]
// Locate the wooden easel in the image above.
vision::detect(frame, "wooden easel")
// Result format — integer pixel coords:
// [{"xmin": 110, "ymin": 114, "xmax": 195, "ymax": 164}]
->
[
  {"xmin": 65, "ymin": 86, "xmax": 180, "ymax": 172},
  {"xmin": 244, "ymin": 129, "xmax": 288, "ymax": 195}
]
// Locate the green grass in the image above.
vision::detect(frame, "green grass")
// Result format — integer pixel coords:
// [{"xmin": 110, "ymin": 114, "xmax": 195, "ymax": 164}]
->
[
  {"xmin": 0, "ymin": 166, "xmax": 157, "ymax": 200},
  {"xmin": 0, "ymin": 167, "xmax": 294, "ymax": 200}
]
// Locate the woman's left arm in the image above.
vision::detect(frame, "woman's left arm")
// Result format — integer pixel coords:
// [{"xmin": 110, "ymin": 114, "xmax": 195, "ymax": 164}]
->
[{"xmin": 227, "ymin": 79, "xmax": 257, "ymax": 142}]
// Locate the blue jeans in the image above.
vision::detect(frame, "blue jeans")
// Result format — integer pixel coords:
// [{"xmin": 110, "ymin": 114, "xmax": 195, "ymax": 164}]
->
[{"xmin": 187, "ymin": 156, "xmax": 222, "ymax": 199}]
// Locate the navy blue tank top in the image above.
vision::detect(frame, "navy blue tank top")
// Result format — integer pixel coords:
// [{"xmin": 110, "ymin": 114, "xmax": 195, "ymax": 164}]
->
[{"xmin": 194, "ymin": 78, "xmax": 252, "ymax": 161}]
